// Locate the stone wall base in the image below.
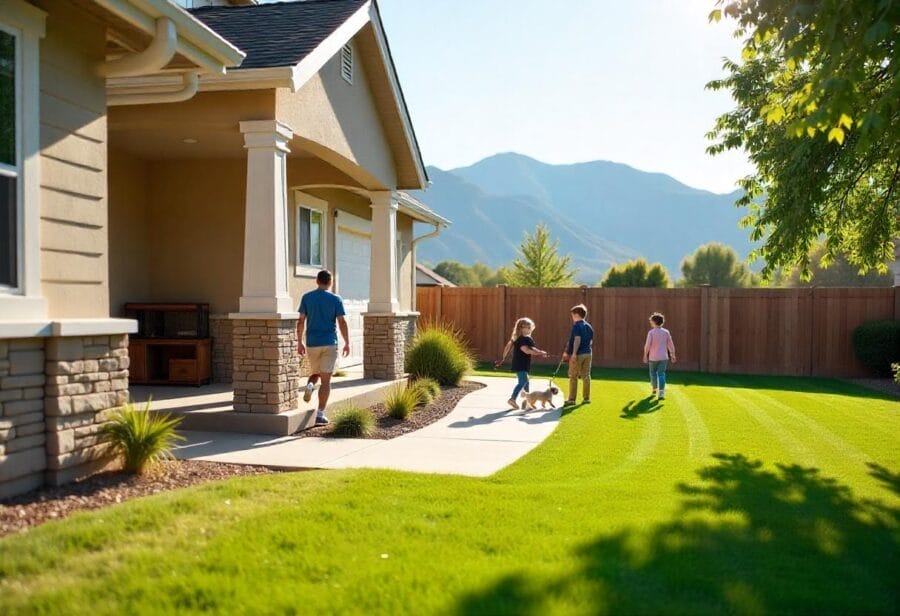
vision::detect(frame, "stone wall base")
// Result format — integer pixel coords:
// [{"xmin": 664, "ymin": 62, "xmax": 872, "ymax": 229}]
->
[
  {"xmin": 363, "ymin": 313, "xmax": 418, "ymax": 380},
  {"xmin": 0, "ymin": 334, "xmax": 128, "ymax": 500},
  {"xmin": 210, "ymin": 316, "xmax": 234, "ymax": 384},
  {"xmin": 231, "ymin": 318, "xmax": 300, "ymax": 414}
]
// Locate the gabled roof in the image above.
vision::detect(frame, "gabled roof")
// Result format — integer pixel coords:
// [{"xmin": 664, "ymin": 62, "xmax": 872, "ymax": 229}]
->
[
  {"xmin": 416, "ymin": 264, "xmax": 456, "ymax": 287},
  {"xmin": 189, "ymin": 0, "xmax": 367, "ymax": 69},
  {"xmin": 187, "ymin": 0, "xmax": 428, "ymax": 189}
]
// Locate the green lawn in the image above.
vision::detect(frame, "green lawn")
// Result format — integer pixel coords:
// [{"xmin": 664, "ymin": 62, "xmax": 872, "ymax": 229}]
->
[{"xmin": 1, "ymin": 369, "xmax": 898, "ymax": 615}]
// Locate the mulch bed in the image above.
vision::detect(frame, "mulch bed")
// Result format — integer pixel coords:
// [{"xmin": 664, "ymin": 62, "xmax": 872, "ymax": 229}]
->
[
  {"xmin": 849, "ymin": 378, "xmax": 900, "ymax": 398},
  {"xmin": 0, "ymin": 460, "xmax": 277, "ymax": 538},
  {"xmin": 297, "ymin": 380, "xmax": 486, "ymax": 440}
]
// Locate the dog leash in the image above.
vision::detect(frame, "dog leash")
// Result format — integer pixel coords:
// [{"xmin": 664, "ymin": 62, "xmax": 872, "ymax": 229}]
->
[{"xmin": 548, "ymin": 346, "xmax": 567, "ymax": 388}]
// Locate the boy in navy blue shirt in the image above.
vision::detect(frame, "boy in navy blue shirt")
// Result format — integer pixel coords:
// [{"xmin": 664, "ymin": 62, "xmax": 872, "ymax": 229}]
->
[{"xmin": 562, "ymin": 303, "xmax": 593, "ymax": 405}]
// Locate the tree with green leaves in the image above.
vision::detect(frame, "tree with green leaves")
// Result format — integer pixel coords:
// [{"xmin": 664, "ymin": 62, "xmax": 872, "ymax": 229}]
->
[
  {"xmin": 469, "ymin": 262, "xmax": 508, "ymax": 287},
  {"xmin": 679, "ymin": 242, "xmax": 756, "ymax": 287},
  {"xmin": 782, "ymin": 241, "xmax": 892, "ymax": 287},
  {"xmin": 706, "ymin": 0, "xmax": 899, "ymax": 279},
  {"xmin": 600, "ymin": 259, "xmax": 671, "ymax": 288},
  {"xmin": 506, "ymin": 223, "xmax": 577, "ymax": 288},
  {"xmin": 433, "ymin": 260, "xmax": 479, "ymax": 287}
]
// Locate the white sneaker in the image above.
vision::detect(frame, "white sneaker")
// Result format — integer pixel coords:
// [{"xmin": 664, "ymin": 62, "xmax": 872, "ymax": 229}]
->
[{"xmin": 303, "ymin": 382, "xmax": 318, "ymax": 403}]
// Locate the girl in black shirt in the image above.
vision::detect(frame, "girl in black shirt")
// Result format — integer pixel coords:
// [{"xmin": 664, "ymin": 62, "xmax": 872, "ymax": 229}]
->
[{"xmin": 495, "ymin": 317, "xmax": 549, "ymax": 409}]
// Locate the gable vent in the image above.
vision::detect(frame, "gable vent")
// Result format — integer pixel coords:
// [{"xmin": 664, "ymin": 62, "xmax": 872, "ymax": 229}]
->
[{"xmin": 340, "ymin": 43, "xmax": 353, "ymax": 84}]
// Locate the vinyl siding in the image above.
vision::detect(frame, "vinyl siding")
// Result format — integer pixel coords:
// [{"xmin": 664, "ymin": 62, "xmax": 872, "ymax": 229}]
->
[{"xmin": 35, "ymin": 0, "xmax": 108, "ymax": 318}]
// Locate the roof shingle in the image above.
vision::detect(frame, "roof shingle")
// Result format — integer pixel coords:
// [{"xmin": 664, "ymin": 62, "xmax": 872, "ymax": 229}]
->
[{"xmin": 189, "ymin": 0, "xmax": 369, "ymax": 70}]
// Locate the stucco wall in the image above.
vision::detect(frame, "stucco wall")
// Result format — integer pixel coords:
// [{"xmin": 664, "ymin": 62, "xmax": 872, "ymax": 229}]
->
[
  {"xmin": 278, "ymin": 38, "xmax": 397, "ymax": 191},
  {"xmin": 145, "ymin": 159, "xmax": 245, "ymax": 315},
  {"xmin": 107, "ymin": 147, "xmax": 150, "ymax": 315},
  {"xmin": 36, "ymin": 0, "xmax": 108, "ymax": 319}
]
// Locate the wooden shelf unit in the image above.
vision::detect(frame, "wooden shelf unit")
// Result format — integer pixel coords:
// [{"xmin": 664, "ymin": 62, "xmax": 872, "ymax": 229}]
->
[{"xmin": 124, "ymin": 303, "xmax": 212, "ymax": 386}]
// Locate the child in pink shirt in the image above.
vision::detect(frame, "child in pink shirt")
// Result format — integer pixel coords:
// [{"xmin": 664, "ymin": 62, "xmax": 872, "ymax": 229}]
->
[{"xmin": 643, "ymin": 312, "xmax": 676, "ymax": 399}]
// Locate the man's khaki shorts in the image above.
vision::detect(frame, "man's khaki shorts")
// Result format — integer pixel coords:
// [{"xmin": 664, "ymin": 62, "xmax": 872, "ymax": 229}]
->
[
  {"xmin": 307, "ymin": 345, "xmax": 338, "ymax": 374},
  {"xmin": 568, "ymin": 353, "xmax": 592, "ymax": 378}
]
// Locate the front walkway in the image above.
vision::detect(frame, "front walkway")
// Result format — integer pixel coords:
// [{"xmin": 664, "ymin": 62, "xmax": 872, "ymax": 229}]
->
[{"xmin": 173, "ymin": 376, "xmax": 562, "ymax": 477}]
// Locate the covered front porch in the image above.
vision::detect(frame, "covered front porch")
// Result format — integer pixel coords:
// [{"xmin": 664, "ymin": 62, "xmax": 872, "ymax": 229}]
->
[
  {"xmin": 108, "ymin": 89, "xmax": 445, "ymax": 433},
  {"xmin": 130, "ymin": 366, "xmax": 405, "ymax": 435}
]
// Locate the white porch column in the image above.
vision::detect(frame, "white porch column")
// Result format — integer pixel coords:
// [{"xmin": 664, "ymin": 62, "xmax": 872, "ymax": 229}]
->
[
  {"xmin": 368, "ymin": 191, "xmax": 400, "ymax": 314},
  {"xmin": 237, "ymin": 120, "xmax": 294, "ymax": 315}
]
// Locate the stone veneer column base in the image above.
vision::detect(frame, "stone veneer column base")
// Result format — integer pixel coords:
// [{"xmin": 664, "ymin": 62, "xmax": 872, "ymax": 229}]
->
[
  {"xmin": 210, "ymin": 316, "xmax": 234, "ymax": 384},
  {"xmin": 363, "ymin": 313, "xmax": 418, "ymax": 380},
  {"xmin": 231, "ymin": 318, "xmax": 300, "ymax": 413}
]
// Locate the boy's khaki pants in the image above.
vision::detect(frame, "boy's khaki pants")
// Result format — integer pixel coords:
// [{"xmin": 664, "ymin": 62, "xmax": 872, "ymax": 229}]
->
[{"xmin": 568, "ymin": 353, "xmax": 592, "ymax": 401}]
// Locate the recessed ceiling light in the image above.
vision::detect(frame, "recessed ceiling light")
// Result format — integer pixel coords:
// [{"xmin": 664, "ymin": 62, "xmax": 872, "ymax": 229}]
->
[{"xmin": 182, "ymin": 138, "xmax": 198, "ymax": 144}]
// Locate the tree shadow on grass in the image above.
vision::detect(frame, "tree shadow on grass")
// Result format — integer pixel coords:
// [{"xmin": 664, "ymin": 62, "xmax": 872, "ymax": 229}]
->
[
  {"xmin": 455, "ymin": 453, "xmax": 899, "ymax": 615},
  {"xmin": 620, "ymin": 397, "xmax": 661, "ymax": 420}
]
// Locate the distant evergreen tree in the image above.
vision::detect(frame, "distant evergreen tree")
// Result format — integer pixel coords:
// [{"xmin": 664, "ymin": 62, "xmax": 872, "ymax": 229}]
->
[{"xmin": 506, "ymin": 224, "xmax": 577, "ymax": 288}]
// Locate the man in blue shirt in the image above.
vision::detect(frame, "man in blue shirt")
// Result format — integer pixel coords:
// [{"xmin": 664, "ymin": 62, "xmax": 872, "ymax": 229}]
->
[
  {"xmin": 561, "ymin": 303, "xmax": 594, "ymax": 405},
  {"xmin": 297, "ymin": 270, "xmax": 350, "ymax": 425}
]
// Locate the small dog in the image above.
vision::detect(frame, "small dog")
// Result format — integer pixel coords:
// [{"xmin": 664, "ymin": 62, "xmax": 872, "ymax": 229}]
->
[{"xmin": 519, "ymin": 385, "xmax": 560, "ymax": 410}]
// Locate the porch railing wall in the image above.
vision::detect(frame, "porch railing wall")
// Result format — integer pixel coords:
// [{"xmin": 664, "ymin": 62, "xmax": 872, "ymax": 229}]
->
[{"xmin": 416, "ymin": 286, "xmax": 900, "ymax": 378}]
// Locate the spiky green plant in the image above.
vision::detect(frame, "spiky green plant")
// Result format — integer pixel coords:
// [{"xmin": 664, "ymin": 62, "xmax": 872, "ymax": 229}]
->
[
  {"xmin": 405, "ymin": 322, "xmax": 474, "ymax": 386},
  {"xmin": 409, "ymin": 377, "xmax": 442, "ymax": 406},
  {"xmin": 101, "ymin": 401, "xmax": 184, "ymax": 474},
  {"xmin": 384, "ymin": 385, "xmax": 419, "ymax": 420},
  {"xmin": 329, "ymin": 405, "xmax": 375, "ymax": 438}
]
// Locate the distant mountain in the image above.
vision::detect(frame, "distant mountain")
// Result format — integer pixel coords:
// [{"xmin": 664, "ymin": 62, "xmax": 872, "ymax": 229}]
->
[{"xmin": 415, "ymin": 153, "xmax": 754, "ymax": 284}]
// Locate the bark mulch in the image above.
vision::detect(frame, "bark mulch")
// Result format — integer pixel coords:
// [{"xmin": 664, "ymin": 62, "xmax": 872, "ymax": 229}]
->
[
  {"xmin": 0, "ymin": 460, "xmax": 277, "ymax": 537},
  {"xmin": 297, "ymin": 380, "xmax": 486, "ymax": 440}
]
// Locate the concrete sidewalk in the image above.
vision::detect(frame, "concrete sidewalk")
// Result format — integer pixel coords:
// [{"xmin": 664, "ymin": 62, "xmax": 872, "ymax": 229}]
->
[{"xmin": 174, "ymin": 376, "xmax": 562, "ymax": 477}]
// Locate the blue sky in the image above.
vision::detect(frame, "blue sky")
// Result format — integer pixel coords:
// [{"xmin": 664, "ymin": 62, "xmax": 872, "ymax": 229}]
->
[{"xmin": 378, "ymin": 0, "xmax": 755, "ymax": 194}]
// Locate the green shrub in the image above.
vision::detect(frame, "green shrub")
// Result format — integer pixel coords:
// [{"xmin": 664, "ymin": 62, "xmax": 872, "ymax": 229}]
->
[
  {"xmin": 385, "ymin": 385, "xmax": 419, "ymax": 420},
  {"xmin": 101, "ymin": 401, "xmax": 184, "ymax": 474},
  {"xmin": 852, "ymin": 320, "xmax": 900, "ymax": 376},
  {"xmin": 892, "ymin": 363, "xmax": 900, "ymax": 384},
  {"xmin": 405, "ymin": 323, "xmax": 474, "ymax": 386},
  {"xmin": 330, "ymin": 405, "xmax": 375, "ymax": 438},
  {"xmin": 409, "ymin": 377, "xmax": 442, "ymax": 406}
]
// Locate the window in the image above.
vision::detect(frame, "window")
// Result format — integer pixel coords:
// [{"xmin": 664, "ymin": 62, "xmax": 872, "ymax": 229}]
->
[
  {"xmin": 340, "ymin": 43, "xmax": 353, "ymax": 84},
  {"xmin": 297, "ymin": 206, "xmax": 324, "ymax": 268},
  {"xmin": 0, "ymin": 26, "xmax": 18, "ymax": 290}
]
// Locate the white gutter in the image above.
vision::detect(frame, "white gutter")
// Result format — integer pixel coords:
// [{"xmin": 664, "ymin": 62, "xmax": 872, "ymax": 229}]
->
[
  {"xmin": 94, "ymin": 0, "xmax": 245, "ymax": 74},
  {"xmin": 108, "ymin": 71, "xmax": 199, "ymax": 106},
  {"xmin": 98, "ymin": 17, "xmax": 176, "ymax": 77}
]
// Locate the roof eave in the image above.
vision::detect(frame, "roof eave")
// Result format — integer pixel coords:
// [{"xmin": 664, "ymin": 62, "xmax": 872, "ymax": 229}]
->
[
  {"xmin": 94, "ymin": 0, "xmax": 246, "ymax": 74},
  {"xmin": 396, "ymin": 191, "xmax": 451, "ymax": 227}
]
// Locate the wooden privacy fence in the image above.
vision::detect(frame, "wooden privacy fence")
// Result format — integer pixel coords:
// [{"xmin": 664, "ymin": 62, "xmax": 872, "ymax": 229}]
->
[{"xmin": 416, "ymin": 286, "xmax": 900, "ymax": 378}]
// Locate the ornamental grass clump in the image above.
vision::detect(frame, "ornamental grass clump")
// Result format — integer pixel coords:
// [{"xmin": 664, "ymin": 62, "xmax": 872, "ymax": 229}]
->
[
  {"xmin": 329, "ymin": 405, "xmax": 375, "ymax": 438},
  {"xmin": 385, "ymin": 385, "xmax": 420, "ymax": 420},
  {"xmin": 404, "ymin": 322, "xmax": 474, "ymax": 386},
  {"xmin": 101, "ymin": 401, "xmax": 184, "ymax": 474},
  {"xmin": 409, "ymin": 377, "xmax": 441, "ymax": 406}
]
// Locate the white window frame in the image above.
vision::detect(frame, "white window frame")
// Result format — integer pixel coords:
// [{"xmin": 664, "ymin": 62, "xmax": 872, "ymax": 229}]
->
[
  {"xmin": 0, "ymin": 1, "xmax": 46, "ymax": 320},
  {"xmin": 294, "ymin": 191, "xmax": 329, "ymax": 277}
]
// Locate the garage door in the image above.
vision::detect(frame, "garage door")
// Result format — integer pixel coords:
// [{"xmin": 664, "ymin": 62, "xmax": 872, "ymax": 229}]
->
[{"xmin": 335, "ymin": 212, "xmax": 371, "ymax": 368}]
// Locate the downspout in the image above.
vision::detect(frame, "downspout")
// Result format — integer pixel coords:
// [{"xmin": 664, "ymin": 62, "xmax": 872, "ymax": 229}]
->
[
  {"xmin": 410, "ymin": 224, "xmax": 443, "ymax": 312},
  {"xmin": 98, "ymin": 17, "xmax": 177, "ymax": 77}
]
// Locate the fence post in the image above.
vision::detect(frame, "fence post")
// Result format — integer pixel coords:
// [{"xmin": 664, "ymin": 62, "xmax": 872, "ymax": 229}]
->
[
  {"xmin": 699, "ymin": 285, "xmax": 709, "ymax": 372},
  {"xmin": 437, "ymin": 285, "xmax": 444, "ymax": 322},
  {"xmin": 498, "ymin": 285, "xmax": 508, "ymax": 355}
]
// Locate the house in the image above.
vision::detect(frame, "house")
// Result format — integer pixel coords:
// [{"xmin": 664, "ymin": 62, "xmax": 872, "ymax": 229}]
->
[
  {"xmin": 0, "ymin": 0, "xmax": 448, "ymax": 498},
  {"xmin": 416, "ymin": 264, "xmax": 456, "ymax": 288}
]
